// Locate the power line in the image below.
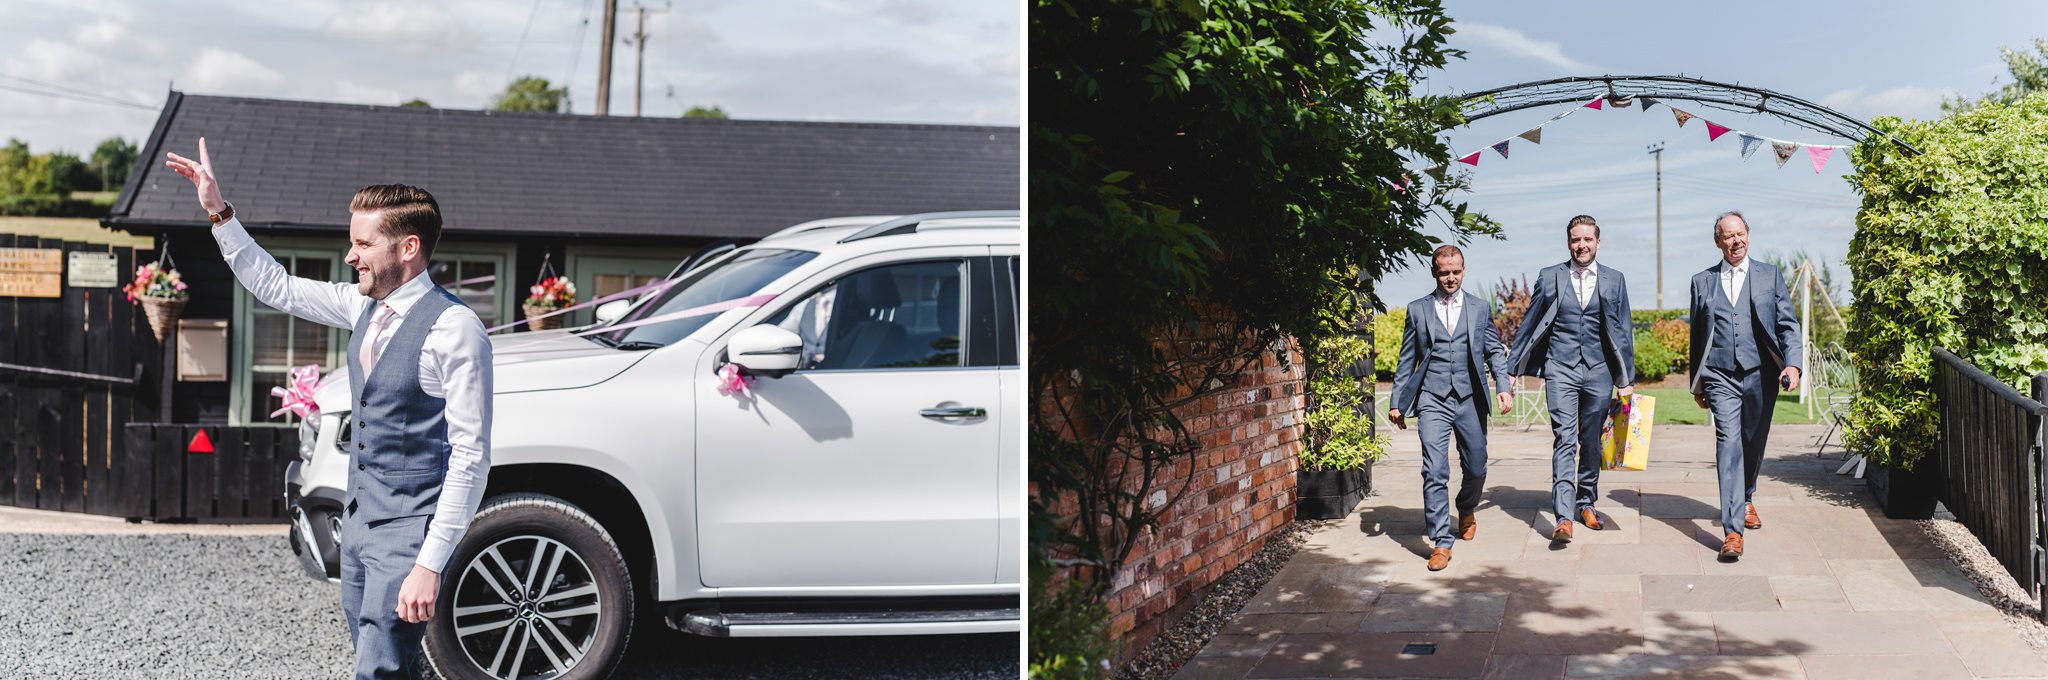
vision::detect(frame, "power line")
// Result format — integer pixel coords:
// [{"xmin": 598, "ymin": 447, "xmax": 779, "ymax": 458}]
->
[
  {"xmin": 565, "ymin": 0, "xmax": 596, "ymax": 112},
  {"xmin": 0, "ymin": 73, "xmax": 154, "ymax": 109},
  {"xmin": 0, "ymin": 82, "xmax": 155, "ymax": 111},
  {"xmin": 504, "ymin": 0, "xmax": 548, "ymax": 83}
]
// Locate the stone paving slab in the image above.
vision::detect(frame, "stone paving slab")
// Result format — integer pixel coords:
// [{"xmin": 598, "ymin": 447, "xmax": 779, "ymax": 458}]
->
[{"xmin": 1185, "ymin": 423, "xmax": 2048, "ymax": 679}]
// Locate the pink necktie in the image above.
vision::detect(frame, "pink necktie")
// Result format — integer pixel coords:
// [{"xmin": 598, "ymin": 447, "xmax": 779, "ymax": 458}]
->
[{"xmin": 359, "ymin": 304, "xmax": 395, "ymax": 375}]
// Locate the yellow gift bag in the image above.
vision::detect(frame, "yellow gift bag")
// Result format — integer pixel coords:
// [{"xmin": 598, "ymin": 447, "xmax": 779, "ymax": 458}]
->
[{"xmin": 1600, "ymin": 394, "xmax": 1655, "ymax": 470}]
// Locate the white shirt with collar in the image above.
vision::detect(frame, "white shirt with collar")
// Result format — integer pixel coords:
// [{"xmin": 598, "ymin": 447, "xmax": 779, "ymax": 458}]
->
[
  {"xmin": 1435, "ymin": 290, "xmax": 1463, "ymax": 333},
  {"xmin": 213, "ymin": 217, "xmax": 492, "ymax": 574},
  {"xmin": 1569, "ymin": 261, "xmax": 1598, "ymax": 309},
  {"xmin": 1721, "ymin": 256, "xmax": 1749, "ymax": 305}
]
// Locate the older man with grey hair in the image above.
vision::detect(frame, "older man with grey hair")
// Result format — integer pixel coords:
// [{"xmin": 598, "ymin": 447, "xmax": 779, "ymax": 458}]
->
[{"xmin": 1689, "ymin": 210, "xmax": 1802, "ymax": 561}]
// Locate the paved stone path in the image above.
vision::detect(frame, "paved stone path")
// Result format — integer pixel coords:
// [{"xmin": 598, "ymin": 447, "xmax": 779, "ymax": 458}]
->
[{"xmin": 1178, "ymin": 422, "xmax": 2048, "ymax": 679}]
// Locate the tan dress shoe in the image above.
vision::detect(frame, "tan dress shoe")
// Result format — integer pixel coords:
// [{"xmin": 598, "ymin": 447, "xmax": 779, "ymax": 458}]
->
[
  {"xmin": 1552, "ymin": 519, "xmax": 1574, "ymax": 542},
  {"xmin": 1720, "ymin": 532, "xmax": 1745, "ymax": 560},
  {"xmin": 1427, "ymin": 547, "xmax": 1453, "ymax": 571},
  {"xmin": 1579, "ymin": 508, "xmax": 1603, "ymax": 531},
  {"xmin": 1744, "ymin": 503, "xmax": 1762, "ymax": 529},
  {"xmin": 1458, "ymin": 514, "xmax": 1478, "ymax": 540}
]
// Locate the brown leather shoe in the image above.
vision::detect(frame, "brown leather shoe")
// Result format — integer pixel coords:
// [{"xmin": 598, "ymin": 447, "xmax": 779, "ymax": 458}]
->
[
  {"xmin": 1427, "ymin": 547, "xmax": 1453, "ymax": 571},
  {"xmin": 1552, "ymin": 519, "xmax": 1574, "ymax": 542},
  {"xmin": 1744, "ymin": 503, "xmax": 1762, "ymax": 529},
  {"xmin": 1579, "ymin": 508, "xmax": 1604, "ymax": 531},
  {"xmin": 1458, "ymin": 514, "xmax": 1478, "ymax": 541},
  {"xmin": 1720, "ymin": 532, "xmax": 1745, "ymax": 560}
]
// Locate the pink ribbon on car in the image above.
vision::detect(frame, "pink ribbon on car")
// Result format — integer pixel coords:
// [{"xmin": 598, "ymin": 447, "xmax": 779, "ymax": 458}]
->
[
  {"xmin": 717, "ymin": 363, "xmax": 753, "ymax": 397},
  {"xmin": 484, "ymin": 277, "xmax": 682, "ymax": 333},
  {"xmin": 570, "ymin": 294, "xmax": 777, "ymax": 337},
  {"xmin": 269, "ymin": 363, "xmax": 321, "ymax": 420}
]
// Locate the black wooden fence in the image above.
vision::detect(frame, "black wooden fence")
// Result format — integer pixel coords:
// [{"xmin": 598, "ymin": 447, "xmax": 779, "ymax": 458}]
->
[
  {"xmin": 0, "ymin": 234, "xmax": 298, "ymax": 522},
  {"xmin": 1932, "ymin": 348, "xmax": 2048, "ymax": 621}
]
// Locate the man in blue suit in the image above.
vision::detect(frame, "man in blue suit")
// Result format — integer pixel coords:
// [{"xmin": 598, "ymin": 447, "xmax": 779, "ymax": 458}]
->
[
  {"xmin": 1508, "ymin": 215, "xmax": 1637, "ymax": 544},
  {"xmin": 1388, "ymin": 246, "xmax": 1513, "ymax": 571},
  {"xmin": 1689, "ymin": 211, "xmax": 1801, "ymax": 560}
]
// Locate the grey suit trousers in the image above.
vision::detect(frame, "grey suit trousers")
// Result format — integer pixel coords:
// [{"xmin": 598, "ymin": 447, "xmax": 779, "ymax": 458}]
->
[
  {"xmin": 1416, "ymin": 389, "xmax": 1489, "ymax": 548},
  {"xmin": 1700, "ymin": 364, "xmax": 1778, "ymax": 536},
  {"xmin": 340, "ymin": 512, "xmax": 432, "ymax": 679},
  {"xmin": 1545, "ymin": 360, "xmax": 1614, "ymax": 522}
]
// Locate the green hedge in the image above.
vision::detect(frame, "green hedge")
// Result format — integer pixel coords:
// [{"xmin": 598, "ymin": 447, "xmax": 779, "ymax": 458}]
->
[
  {"xmin": 0, "ymin": 193, "xmax": 103, "ymax": 217},
  {"xmin": 1844, "ymin": 94, "xmax": 2048, "ymax": 470},
  {"xmin": 1632, "ymin": 329, "xmax": 1681, "ymax": 383},
  {"xmin": 1303, "ymin": 319, "xmax": 1388, "ymax": 471},
  {"xmin": 1630, "ymin": 309, "xmax": 1686, "ymax": 328},
  {"xmin": 1372, "ymin": 307, "xmax": 1405, "ymax": 380}
]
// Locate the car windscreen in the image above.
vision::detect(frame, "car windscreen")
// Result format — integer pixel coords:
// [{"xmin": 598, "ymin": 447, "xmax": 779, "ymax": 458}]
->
[{"xmin": 597, "ymin": 248, "xmax": 818, "ymax": 347}]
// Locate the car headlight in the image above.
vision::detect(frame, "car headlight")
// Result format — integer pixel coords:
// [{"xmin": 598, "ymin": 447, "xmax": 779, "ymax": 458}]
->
[
  {"xmin": 334, "ymin": 413, "xmax": 353, "ymax": 455},
  {"xmin": 297, "ymin": 417, "xmax": 318, "ymax": 461}
]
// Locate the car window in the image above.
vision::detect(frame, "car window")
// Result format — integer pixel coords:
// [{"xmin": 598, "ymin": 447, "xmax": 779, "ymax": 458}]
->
[
  {"xmin": 602, "ymin": 248, "xmax": 818, "ymax": 347},
  {"xmin": 766, "ymin": 260, "xmax": 966, "ymax": 370}
]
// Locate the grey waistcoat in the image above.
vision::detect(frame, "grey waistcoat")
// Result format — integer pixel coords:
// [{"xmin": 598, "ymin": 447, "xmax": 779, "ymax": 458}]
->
[
  {"xmin": 344, "ymin": 286, "xmax": 463, "ymax": 522},
  {"xmin": 1423, "ymin": 308, "xmax": 1473, "ymax": 398},
  {"xmin": 1706, "ymin": 274, "xmax": 1761, "ymax": 372},
  {"xmin": 1548, "ymin": 281, "xmax": 1604, "ymax": 370}
]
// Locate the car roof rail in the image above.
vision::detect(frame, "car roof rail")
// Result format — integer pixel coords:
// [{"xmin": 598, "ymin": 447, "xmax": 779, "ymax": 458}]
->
[
  {"xmin": 762, "ymin": 215, "xmax": 903, "ymax": 241},
  {"xmin": 837, "ymin": 210, "xmax": 1020, "ymax": 244}
]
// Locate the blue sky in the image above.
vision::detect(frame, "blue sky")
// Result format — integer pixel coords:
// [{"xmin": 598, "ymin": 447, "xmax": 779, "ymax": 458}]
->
[
  {"xmin": 1382, "ymin": 0, "xmax": 2048, "ymax": 310},
  {"xmin": 0, "ymin": 0, "xmax": 1018, "ymax": 155}
]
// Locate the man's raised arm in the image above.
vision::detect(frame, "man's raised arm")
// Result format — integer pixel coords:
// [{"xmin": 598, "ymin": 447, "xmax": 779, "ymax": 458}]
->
[{"xmin": 167, "ymin": 137, "xmax": 364, "ymax": 329}]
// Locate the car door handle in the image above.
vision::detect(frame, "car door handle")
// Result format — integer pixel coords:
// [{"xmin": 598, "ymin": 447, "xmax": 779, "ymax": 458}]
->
[{"xmin": 920, "ymin": 406, "xmax": 987, "ymax": 419}]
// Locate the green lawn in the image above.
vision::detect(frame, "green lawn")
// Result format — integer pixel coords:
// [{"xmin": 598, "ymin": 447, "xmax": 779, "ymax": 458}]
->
[{"xmin": 1638, "ymin": 387, "xmax": 1820, "ymax": 425}]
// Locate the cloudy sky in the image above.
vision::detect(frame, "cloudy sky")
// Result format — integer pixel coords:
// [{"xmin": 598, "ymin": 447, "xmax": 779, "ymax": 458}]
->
[
  {"xmin": 1380, "ymin": 0, "xmax": 2048, "ymax": 310},
  {"xmin": 1, "ymin": 0, "xmax": 1019, "ymax": 155}
]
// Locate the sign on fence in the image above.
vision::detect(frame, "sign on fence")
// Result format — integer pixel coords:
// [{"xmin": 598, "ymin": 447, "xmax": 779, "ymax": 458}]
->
[
  {"xmin": 0, "ymin": 247, "xmax": 62, "ymax": 297},
  {"xmin": 66, "ymin": 251, "xmax": 119, "ymax": 288}
]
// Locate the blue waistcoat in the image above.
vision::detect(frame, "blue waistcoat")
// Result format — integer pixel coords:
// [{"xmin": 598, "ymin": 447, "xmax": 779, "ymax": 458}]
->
[
  {"xmin": 1422, "ymin": 308, "xmax": 1473, "ymax": 398},
  {"xmin": 1547, "ymin": 284, "xmax": 1604, "ymax": 370},
  {"xmin": 1706, "ymin": 275, "xmax": 1761, "ymax": 372},
  {"xmin": 344, "ymin": 286, "xmax": 463, "ymax": 522}
]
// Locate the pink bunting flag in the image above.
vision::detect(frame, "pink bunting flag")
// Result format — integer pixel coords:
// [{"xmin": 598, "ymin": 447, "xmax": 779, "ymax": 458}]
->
[
  {"xmin": 1491, "ymin": 140, "xmax": 1512, "ymax": 159},
  {"xmin": 1584, "ymin": 96, "xmax": 1604, "ymax": 110},
  {"xmin": 1395, "ymin": 174, "xmax": 1410, "ymax": 193},
  {"xmin": 1808, "ymin": 146, "xmax": 1835, "ymax": 173},
  {"xmin": 1706, "ymin": 121, "xmax": 1732, "ymax": 141},
  {"xmin": 1672, "ymin": 108, "xmax": 1695, "ymax": 128},
  {"xmin": 1771, "ymin": 141, "xmax": 1798, "ymax": 168},
  {"xmin": 1458, "ymin": 151, "xmax": 1481, "ymax": 166}
]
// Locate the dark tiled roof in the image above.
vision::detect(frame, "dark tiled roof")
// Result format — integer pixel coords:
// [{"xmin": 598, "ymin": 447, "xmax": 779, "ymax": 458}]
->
[{"xmin": 109, "ymin": 93, "xmax": 1018, "ymax": 239}]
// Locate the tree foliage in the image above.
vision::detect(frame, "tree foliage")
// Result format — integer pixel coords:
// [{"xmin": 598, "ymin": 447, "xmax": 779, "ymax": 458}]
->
[
  {"xmin": 88, "ymin": 137, "xmax": 136, "ymax": 192},
  {"xmin": 683, "ymin": 104, "xmax": 728, "ymax": 119},
  {"xmin": 1029, "ymin": 0, "xmax": 1490, "ymax": 672},
  {"xmin": 401, "ymin": 98, "xmax": 432, "ymax": 108},
  {"xmin": 490, "ymin": 76, "xmax": 569, "ymax": 113},
  {"xmin": 1944, "ymin": 37, "xmax": 2048, "ymax": 115},
  {"xmin": 1845, "ymin": 95, "xmax": 2048, "ymax": 470}
]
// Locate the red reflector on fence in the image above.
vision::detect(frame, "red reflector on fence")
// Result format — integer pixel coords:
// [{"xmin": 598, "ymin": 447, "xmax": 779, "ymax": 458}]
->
[{"xmin": 188, "ymin": 429, "xmax": 215, "ymax": 454}]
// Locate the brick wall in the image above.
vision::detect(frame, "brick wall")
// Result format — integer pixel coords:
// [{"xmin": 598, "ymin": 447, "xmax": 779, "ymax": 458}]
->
[{"xmin": 1105, "ymin": 343, "xmax": 1307, "ymax": 657}]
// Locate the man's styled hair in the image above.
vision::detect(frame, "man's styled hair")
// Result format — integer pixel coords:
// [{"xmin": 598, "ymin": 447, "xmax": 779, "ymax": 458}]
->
[
  {"xmin": 1567, "ymin": 214, "xmax": 1600, "ymax": 239},
  {"xmin": 350, "ymin": 184, "xmax": 442, "ymax": 259},
  {"xmin": 1431, "ymin": 244, "xmax": 1464, "ymax": 273},
  {"xmin": 1715, "ymin": 210, "xmax": 1749, "ymax": 234}
]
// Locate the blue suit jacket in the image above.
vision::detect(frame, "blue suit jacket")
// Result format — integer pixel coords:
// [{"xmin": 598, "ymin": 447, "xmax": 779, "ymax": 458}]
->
[
  {"xmin": 1389, "ymin": 290, "xmax": 1511, "ymax": 416},
  {"xmin": 1687, "ymin": 259, "xmax": 1803, "ymax": 392},
  {"xmin": 1506, "ymin": 261, "xmax": 1637, "ymax": 386}
]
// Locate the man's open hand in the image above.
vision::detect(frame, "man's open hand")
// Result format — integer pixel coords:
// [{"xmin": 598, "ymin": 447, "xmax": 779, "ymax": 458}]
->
[
  {"xmin": 397, "ymin": 564, "xmax": 440, "ymax": 623},
  {"xmin": 164, "ymin": 137, "xmax": 226, "ymax": 215}
]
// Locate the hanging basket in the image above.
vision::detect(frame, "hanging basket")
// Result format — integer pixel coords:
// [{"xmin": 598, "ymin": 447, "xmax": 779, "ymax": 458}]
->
[
  {"xmin": 522, "ymin": 304, "xmax": 564, "ymax": 331},
  {"xmin": 139, "ymin": 295, "xmax": 188, "ymax": 343}
]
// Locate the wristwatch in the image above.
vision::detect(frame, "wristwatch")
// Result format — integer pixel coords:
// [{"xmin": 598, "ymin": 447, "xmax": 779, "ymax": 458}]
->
[{"xmin": 208, "ymin": 202, "xmax": 235, "ymax": 225}]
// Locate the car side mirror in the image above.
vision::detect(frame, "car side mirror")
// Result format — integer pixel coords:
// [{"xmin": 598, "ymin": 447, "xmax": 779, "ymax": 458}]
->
[
  {"xmin": 728, "ymin": 324, "xmax": 803, "ymax": 377},
  {"xmin": 594, "ymin": 299, "xmax": 631, "ymax": 324}
]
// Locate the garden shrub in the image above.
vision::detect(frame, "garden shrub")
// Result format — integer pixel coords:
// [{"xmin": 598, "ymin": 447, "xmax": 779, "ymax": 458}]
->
[
  {"xmin": 1372, "ymin": 307, "xmax": 1406, "ymax": 380},
  {"xmin": 1650, "ymin": 319, "xmax": 1689, "ymax": 371},
  {"xmin": 1632, "ymin": 330, "xmax": 1681, "ymax": 383}
]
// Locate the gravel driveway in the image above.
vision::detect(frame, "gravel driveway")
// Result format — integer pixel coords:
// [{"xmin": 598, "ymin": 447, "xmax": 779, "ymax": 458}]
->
[{"xmin": 0, "ymin": 521, "xmax": 1017, "ymax": 679}]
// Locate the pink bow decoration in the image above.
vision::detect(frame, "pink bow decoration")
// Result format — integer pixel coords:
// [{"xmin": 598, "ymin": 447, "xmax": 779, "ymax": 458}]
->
[
  {"xmin": 269, "ymin": 363, "xmax": 322, "ymax": 420},
  {"xmin": 717, "ymin": 363, "xmax": 753, "ymax": 398}
]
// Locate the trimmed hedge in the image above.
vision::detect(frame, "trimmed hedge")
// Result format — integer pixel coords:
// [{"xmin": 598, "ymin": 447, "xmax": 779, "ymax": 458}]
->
[{"xmin": 1844, "ymin": 94, "xmax": 2048, "ymax": 471}]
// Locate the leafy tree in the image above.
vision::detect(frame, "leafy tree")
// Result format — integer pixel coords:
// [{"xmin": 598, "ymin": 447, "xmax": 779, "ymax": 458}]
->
[
  {"xmin": 490, "ymin": 76, "xmax": 569, "ymax": 113},
  {"xmin": 88, "ymin": 137, "xmax": 136, "ymax": 192},
  {"xmin": 682, "ymin": 104, "xmax": 728, "ymax": 119},
  {"xmin": 43, "ymin": 151, "xmax": 90, "ymax": 195},
  {"xmin": 401, "ymin": 98, "xmax": 432, "ymax": 108},
  {"xmin": 0, "ymin": 138, "xmax": 55, "ymax": 196},
  {"xmin": 1944, "ymin": 37, "xmax": 2048, "ymax": 114},
  {"xmin": 1029, "ymin": 0, "xmax": 1490, "ymax": 672}
]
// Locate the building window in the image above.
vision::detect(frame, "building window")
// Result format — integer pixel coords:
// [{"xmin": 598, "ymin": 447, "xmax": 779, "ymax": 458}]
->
[
  {"xmin": 429, "ymin": 256, "xmax": 504, "ymax": 329},
  {"xmin": 234, "ymin": 249, "xmax": 347, "ymax": 426}
]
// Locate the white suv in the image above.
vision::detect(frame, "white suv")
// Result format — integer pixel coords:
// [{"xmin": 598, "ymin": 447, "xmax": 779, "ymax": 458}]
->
[{"xmin": 285, "ymin": 211, "xmax": 1020, "ymax": 679}]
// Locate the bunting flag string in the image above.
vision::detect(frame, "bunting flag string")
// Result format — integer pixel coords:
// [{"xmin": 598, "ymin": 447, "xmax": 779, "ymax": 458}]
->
[{"xmin": 1426, "ymin": 96, "xmax": 1858, "ymax": 181}]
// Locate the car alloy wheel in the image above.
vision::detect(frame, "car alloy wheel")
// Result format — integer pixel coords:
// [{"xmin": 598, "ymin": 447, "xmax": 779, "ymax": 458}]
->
[{"xmin": 451, "ymin": 534, "xmax": 605, "ymax": 679}]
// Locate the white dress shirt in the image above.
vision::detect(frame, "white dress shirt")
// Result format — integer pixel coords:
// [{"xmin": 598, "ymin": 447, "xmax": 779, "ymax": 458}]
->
[
  {"xmin": 213, "ymin": 217, "xmax": 492, "ymax": 574},
  {"xmin": 1721, "ymin": 257, "xmax": 1749, "ymax": 305},
  {"xmin": 1570, "ymin": 262, "xmax": 1598, "ymax": 308},
  {"xmin": 1435, "ymin": 291, "xmax": 1463, "ymax": 333}
]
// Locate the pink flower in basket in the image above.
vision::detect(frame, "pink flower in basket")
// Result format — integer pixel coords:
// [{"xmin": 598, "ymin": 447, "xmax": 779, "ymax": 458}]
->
[
  {"xmin": 524, "ymin": 276, "xmax": 577, "ymax": 309},
  {"xmin": 123, "ymin": 261, "xmax": 189, "ymax": 304}
]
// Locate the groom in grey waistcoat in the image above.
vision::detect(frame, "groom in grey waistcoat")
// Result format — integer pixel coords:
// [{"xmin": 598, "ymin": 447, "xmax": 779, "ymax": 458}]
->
[
  {"xmin": 1690, "ymin": 211, "xmax": 1801, "ymax": 560},
  {"xmin": 1388, "ymin": 245, "xmax": 1513, "ymax": 571},
  {"xmin": 1508, "ymin": 215, "xmax": 1636, "ymax": 544},
  {"xmin": 169, "ymin": 138, "xmax": 493, "ymax": 679}
]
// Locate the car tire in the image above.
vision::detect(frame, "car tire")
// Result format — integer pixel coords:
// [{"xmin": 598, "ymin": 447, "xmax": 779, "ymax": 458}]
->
[{"xmin": 424, "ymin": 493, "xmax": 634, "ymax": 680}]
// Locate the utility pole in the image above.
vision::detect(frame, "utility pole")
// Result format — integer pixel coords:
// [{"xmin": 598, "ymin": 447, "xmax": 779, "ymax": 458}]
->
[
  {"xmin": 623, "ymin": 3, "xmax": 667, "ymax": 117},
  {"xmin": 1647, "ymin": 142, "xmax": 1665, "ymax": 309},
  {"xmin": 596, "ymin": 0, "xmax": 618, "ymax": 116}
]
